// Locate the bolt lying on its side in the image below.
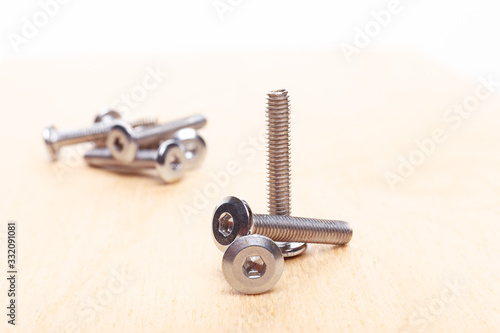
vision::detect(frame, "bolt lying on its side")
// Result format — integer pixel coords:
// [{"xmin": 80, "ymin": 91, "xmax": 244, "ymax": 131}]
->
[
  {"xmin": 85, "ymin": 128, "xmax": 206, "ymax": 183},
  {"xmin": 43, "ymin": 109, "xmax": 157, "ymax": 161},
  {"xmin": 107, "ymin": 114, "xmax": 207, "ymax": 164},
  {"xmin": 213, "ymin": 196, "xmax": 353, "ymax": 252}
]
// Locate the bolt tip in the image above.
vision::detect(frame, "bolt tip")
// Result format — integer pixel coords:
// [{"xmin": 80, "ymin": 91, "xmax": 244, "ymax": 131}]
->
[{"xmin": 267, "ymin": 89, "xmax": 289, "ymax": 97}]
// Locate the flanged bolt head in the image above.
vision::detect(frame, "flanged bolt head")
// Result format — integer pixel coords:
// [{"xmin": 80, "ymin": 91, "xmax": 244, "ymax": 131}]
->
[
  {"xmin": 212, "ymin": 196, "xmax": 253, "ymax": 252},
  {"xmin": 222, "ymin": 234, "xmax": 284, "ymax": 295},
  {"xmin": 106, "ymin": 121, "xmax": 138, "ymax": 164},
  {"xmin": 155, "ymin": 139, "xmax": 185, "ymax": 183}
]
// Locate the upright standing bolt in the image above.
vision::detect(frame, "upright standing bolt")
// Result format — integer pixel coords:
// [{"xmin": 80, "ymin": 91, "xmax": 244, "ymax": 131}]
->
[
  {"xmin": 106, "ymin": 114, "xmax": 207, "ymax": 164},
  {"xmin": 266, "ymin": 89, "xmax": 307, "ymax": 257},
  {"xmin": 212, "ymin": 196, "xmax": 352, "ymax": 252},
  {"xmin": 85, "ymin": 128, "xmax": 206, "ymax": 183}
]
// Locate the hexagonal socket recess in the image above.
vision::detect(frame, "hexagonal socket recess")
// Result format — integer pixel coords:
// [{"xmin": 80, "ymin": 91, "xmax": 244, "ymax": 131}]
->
[
  {"xmin": 212, "ymin": 196, "xmax": 353, "ymax": 252},
  {"xmin": 222, "ymin": 234, "xmax": 284, "ymax": 295}
]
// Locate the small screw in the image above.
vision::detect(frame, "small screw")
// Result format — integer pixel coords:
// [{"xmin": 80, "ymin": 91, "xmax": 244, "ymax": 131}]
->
[
  {"xmin": 265, "ymin": 89, "xmax": 307, "ymax": 258},
  {"xmin": 222, "ymin": 234, "xmax": 284, "ymax": 295},
  {"xmin": 43, "ymin": 110, "xmax": 158, "ymax": 161},
  {"xmin": 43, "ymin": 122, "xmax": 114, "ymax": 162},
  {"xmin": 106, "ymin": 114, "xmax": 207, "ymax": 164},
  {"xmin": 85, "ymin": 128, "xmax": 206, "ymax": 183},
  {"xmin": 212, "ymin": 196, "xmax": 353, "ymax": 252}
]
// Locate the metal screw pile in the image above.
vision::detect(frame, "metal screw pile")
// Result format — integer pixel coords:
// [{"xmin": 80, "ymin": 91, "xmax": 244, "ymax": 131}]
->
[
  {"xmin": 43, "ymin": 109, "xmax": 207, "ymax": 183},
  {"xmin": 212, "ymin": 89, "xmax": 353, "ymax": 295},
  {"xmin": 42, "ymin": 91, "xmax": 353, "ymax": 296}
]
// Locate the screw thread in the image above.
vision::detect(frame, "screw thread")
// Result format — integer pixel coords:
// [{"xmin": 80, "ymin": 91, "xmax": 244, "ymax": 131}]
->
[
  {"xmin": 266, "ymin": 89, "xmax": 291, "ymax": 216},
  {"xmin": 55, "ymin": 122, "xmax": 110, "ymax": 147},
  {"xmin": 129, "ymin": 116, "xmax": 158, "ymax": 128},
  {"xmin": 136, "ymin": 114, "xmax": 207, "ymax": 147},
  {"xmin": 253, "ymin": 214, "xmax": 352, "ymax": 245}
]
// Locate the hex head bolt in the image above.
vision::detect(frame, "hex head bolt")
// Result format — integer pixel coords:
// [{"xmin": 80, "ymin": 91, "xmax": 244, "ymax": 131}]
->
[
  {"xmin": 85, "ymin": 128, "xmax": 206, "ymax": 183},
  {"xmin": 106, "ymin": 114, "xmax": 207, "ymax": 164},
  {"xmin": 43, "ymin": 111, "xmax": 158, "ymax": 161},
  {"xmin": 222, "ymin": 234, "xmax": 284, "ymax": 295},
  {"xmin": 213, "ymin": 196, "xmax": 353, "ymax": 252},
  {"xmin": 266, "ymin": 89, "xmax": 307, "ymax": 257}
]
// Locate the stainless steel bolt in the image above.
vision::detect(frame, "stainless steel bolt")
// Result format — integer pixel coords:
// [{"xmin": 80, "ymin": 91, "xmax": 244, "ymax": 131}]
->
[
  {"xmin": 43, "ymin": 111, "xmax": 158, "ymax": 161},
  {"xmin": 222, "ymin": 234, "xmax": 284, "ymax": 295},
  {"xmin": 212, "ymin": 196, "xmax": 353, "ymax": 252},
  {"xmin": 43, "ymin": 121, "xmax": 116, "ymax": 162},
  {"xmin": 85, "ymin": 128, "xmax": 206, "ymax": 183},
  {"xmin": 106, "ymin": 114, "xmax": 207, "ymax": 164},
  {"xmin": 266, "ymin": 89, "xmax": 307, "ymax": 257}
]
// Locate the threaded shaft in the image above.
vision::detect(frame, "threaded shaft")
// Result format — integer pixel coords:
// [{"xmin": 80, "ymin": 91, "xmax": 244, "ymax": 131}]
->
[
  {"xmin": 266, "ymin": 89, "xmax": 291, "ymax": 216},
  {"xmin": 84, "ymin": 147, "xmax": 157, "ymax": 169},
  {"xmin": 55, "ymin": 122, "xmax": 111, "ymax": 147},
  {"xmin": 136, "ymin": 114, "xmax": 207, "ymax": 147},
  {"xmin": 129, "ymin": 116, "xmax": 158, "ymax": 128},
  {"xmin": 253, "ymin": 214, "xmax": 352, "ymax": 245}
]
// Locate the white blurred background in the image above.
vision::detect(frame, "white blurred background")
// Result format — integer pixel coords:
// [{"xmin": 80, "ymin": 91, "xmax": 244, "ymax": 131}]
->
[{"xmin": 0, "ymin": 0, "xmax": 499, "ymax": 79}]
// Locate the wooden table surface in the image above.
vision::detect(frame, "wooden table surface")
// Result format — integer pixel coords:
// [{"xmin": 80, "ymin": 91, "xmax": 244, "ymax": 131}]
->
[{"xmin": 0, "ymin": 50, "xmax": 499, "ymax": 332}]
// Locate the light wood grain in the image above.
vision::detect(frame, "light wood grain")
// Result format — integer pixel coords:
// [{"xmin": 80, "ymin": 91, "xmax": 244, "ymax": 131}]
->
[{"xmin": 0, "ymin": 50, "xmax": 499, "ymax": 332}]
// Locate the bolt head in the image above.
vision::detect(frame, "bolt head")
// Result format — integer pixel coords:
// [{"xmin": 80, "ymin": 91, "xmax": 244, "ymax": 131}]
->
[
  {"xmin": 156, "ymin": 139, "xmax": 185, "ymax": 183},
  {"xmin": 172, "ymin": 128, "xmax": 206, "ymax": 170},
  {"xmin": 94, "ymin": 109, "xmax": 121, "ymax": 124},
  {"xmin": 106, "ymin": 121, "xmax": 138, "ymax": 164},
  {"xmin": 43, "ymin": 125, "xmax": 58, "ymax": 161},
  {"xmin": 212, "ymin": 196, "xmax": 253, "ymax": 252},
  {"xmin": 222, "ymin": 235, "xmax": 284, "ymax": 295}
]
